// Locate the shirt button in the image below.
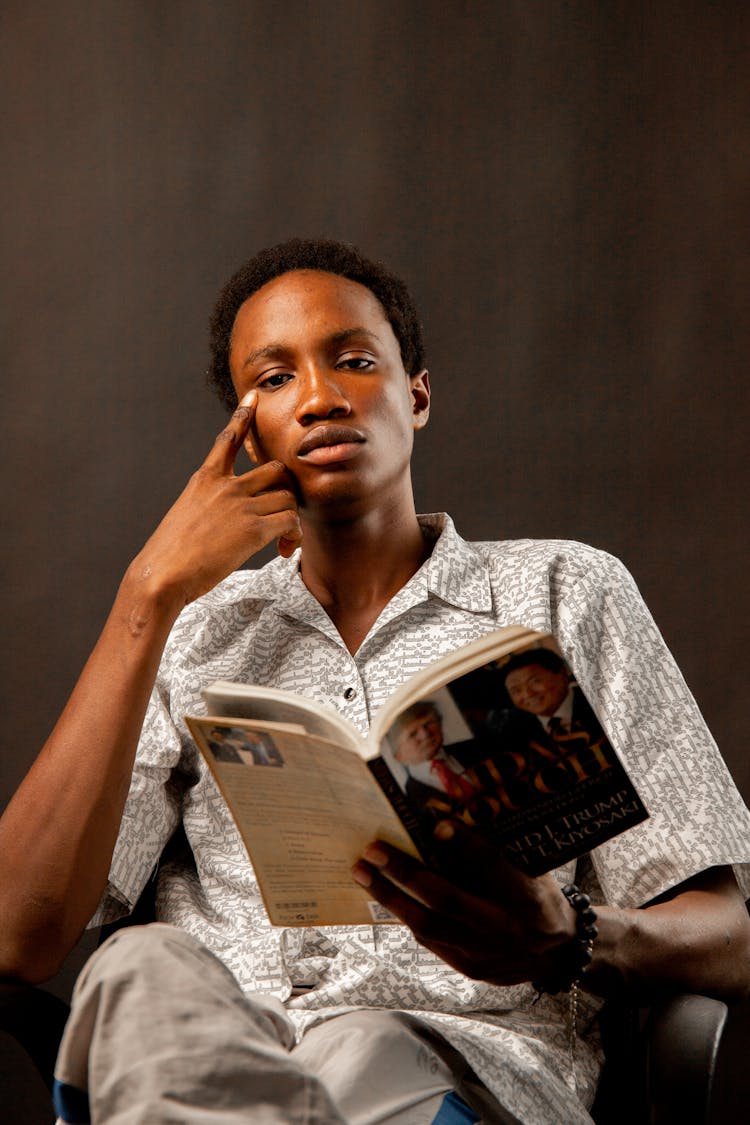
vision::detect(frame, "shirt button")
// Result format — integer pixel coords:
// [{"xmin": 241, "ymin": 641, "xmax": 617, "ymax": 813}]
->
[{"xmin": 343, "ymin": 687, "xmax": 357, "ymax": 700}]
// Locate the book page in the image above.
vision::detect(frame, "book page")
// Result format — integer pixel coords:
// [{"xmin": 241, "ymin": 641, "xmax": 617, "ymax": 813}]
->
[
  {"xmin": 374, "ymin": 635, "xmax": 648, "ymax": 875},
  {"xmin": 202, "ymin": 682, "xmax": 362, "ymax": 754},
  {"xmin": 187, "ymin": 716, "xmax": 420, "ymax": 926}
]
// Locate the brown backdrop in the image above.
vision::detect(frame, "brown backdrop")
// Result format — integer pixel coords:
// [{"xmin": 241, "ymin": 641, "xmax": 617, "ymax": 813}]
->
[{"xmin": 1, "ymin": 1, "xmax": 749, "ymax": 1118}]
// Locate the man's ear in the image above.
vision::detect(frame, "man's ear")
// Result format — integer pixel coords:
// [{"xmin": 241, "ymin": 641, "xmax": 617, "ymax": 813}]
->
[{"xmin": 410, "ymin": 369, "xmax": 431, "ymax": 431}]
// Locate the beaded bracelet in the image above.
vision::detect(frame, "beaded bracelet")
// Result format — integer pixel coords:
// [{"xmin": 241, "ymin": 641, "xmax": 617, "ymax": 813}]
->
[{"xmin": 532, "ymin": 883, "xmax": 598, "ymax": 997}]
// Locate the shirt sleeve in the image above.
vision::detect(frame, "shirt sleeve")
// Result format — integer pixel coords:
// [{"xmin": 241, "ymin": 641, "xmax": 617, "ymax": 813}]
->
[
  {"xmin": 553, "ymin": 548, "xmax": 750, "ymax": 908},
  {"xmin": 88, "ymin": 675, "xmax": 185, "ymax": 926}
]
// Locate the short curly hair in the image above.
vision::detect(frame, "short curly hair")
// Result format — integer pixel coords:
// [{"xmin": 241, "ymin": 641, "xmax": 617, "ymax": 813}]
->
[{"xmin": 207, "ymin": 237, "xmax": 426, "ymax": 411}]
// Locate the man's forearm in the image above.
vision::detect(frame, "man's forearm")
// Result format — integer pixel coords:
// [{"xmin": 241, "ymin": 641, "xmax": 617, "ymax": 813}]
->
[
  {"xmin": 586, "ymin": 866, "xmax": 750, "ymax": 1004},
  {"xmin": 0, "ymin": 569, "xmax": 182, "ymax": 984}
]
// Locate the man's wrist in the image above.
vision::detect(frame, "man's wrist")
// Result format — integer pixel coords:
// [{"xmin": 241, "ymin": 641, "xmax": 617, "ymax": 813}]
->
[
  {"xmin": 533, "ymin": 885, "xmax": 599, "ymax": 996},
  {"xmin": 118, "ymin": 560, "xmax": 187, "ymax": 635}
]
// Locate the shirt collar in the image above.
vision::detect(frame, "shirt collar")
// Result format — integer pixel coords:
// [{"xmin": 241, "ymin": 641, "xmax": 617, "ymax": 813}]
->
[
  {"xmin": 240, "ymin": 512, "xmax": 493, "ymax": 621},
  {"xmin": 417, "ymin": 513, "xmax": 493, "ymax": 612}
]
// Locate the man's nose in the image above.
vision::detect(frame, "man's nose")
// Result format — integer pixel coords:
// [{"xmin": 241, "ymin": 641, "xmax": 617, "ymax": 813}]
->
[{"xmin": 295, "ymin": 365, "xmax": 351, "ymax": 422}]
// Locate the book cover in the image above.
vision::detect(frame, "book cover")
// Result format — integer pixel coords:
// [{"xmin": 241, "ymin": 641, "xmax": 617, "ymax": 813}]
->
[{"xmin": 188, "ymin": 628, "xmax": 648, "ymax": 923}]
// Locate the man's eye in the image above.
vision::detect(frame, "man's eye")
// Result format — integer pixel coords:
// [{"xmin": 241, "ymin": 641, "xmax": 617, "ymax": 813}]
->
[
  {"xmin": 259, "ymin": 372, "xmax": 292, "ymax": 389},
  {"xmin": 338, "ymin": 356, "xmax": 373, "ymax": 370}
]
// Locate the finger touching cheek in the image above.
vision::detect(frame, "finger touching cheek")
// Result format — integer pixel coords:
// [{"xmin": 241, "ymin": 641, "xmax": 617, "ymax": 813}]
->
[
  {"xmin": 243, "ymin": 435, "xmax": 261, "ymax": 463},
  {"xmin": 236, "ymin": 389, "xmax": 262, "ymax": 462}
]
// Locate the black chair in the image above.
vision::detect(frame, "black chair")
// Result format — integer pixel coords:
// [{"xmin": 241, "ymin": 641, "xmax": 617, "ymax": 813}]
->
[
  {"xmin": 590, "ymin": 992, "xmax": 729, "ymax": 1124},
  {"xmin": 0, "ymin": 980, "xmax": 70, "ymax": 1098},
  {"xmin": 0, "ymin": 971, "xmax": 730, "ymax": 1124}
]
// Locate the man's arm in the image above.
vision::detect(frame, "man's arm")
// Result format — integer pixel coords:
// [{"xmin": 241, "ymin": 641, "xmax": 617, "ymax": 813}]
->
[
  {"xmin": 0, "ymin": 394, "xmax": 300, "ymax": 984},
  {"xmin": 352, "ymin": 821, "xmax": 750, "ymax": 1004}
]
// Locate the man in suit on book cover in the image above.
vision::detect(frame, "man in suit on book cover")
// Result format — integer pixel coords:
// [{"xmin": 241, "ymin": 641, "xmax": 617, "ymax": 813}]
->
[
  {"xmin": 500, "ymin": 647, "xmax": 606, "ymax": 749},
  {"xmin": 389, "ymin": 700, "xmax": 478, "ymax": 822},
  {"xmin": 1, "ymin": 239, "xmax": 749, "ymax": 1125}
]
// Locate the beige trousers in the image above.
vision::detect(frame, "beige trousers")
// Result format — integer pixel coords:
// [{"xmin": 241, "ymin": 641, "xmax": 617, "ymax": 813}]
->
[{"xmin": 54, "ymin": 923, "xmax": 491, "ymax": 1124}]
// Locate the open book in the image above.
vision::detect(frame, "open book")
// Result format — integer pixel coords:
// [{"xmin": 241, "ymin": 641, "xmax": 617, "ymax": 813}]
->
[{"xmin": 186, "ymin": 625, "xmax": 647, "ymax": 927}]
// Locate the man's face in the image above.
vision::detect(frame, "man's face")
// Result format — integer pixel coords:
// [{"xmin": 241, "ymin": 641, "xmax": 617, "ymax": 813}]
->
[
  {"xmin": 229, "ymin": 270, "xmax": 430, "ymax": 517},
  {"xmin": 504, "ymin": 663, "xmax": 570, "ymax": 717},
  {"xmin": 394, "ymin": 712, "xmax": 444, "ymax": 764}
]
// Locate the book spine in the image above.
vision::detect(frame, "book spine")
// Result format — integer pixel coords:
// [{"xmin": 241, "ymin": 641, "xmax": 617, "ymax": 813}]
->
[{"xmin": 367, "ymin": 757, "xmax": 437, "ymax": 866}]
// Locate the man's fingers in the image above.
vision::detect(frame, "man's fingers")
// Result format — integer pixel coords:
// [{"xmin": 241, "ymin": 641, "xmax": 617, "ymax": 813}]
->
[
  {"xmin": 354, "ymin": 832, "xmax": 529, "ymax": 926},
  {"xmin": 263, "ymin": 509, "xmax": 302, "ymax": 547},
  {"xmin": 235, "ymin": 458, "xmax": 295, "ymax": 497},
  {"xmin": 353, "ymin": 862, "xmax": 435, "ymax": 930},
  {"xmin": 277, "ymin": 530, "xmax": 303, "ymax": 558},
  {"xmin": 243, "ymin": 488, "xmax": 298, "ymax": 517},
  {"xmin": 430, "ymin": 819, "xmax": 534, "ymax": 899},
  {"xmin": 357, "ymin": 842, "xmax": 468, "ymax": 915},
  {"xmin": 352, "ymin": 861, "xmax": 485, "ymax": 956},
  {"xmin": 205, "ymin": 391, "xmax": 258, "ymax": 472}
]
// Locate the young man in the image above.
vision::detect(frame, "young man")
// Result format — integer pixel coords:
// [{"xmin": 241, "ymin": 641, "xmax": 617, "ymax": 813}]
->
[{"xmin": 1, "ymin": 239, "xmax": 749, "ymax": 1124}]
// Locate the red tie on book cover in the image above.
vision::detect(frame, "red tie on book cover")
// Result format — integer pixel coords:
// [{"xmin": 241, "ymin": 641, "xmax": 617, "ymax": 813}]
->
[{"xmin": 430, "ymin": 758, "xmax": 476, "ymax": 799}]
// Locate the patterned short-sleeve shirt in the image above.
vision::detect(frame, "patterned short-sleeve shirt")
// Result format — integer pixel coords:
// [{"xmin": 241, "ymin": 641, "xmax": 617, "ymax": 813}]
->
[{"xmin": 95, "ymin": 514, "xmax": 750, "ymax": 1124}]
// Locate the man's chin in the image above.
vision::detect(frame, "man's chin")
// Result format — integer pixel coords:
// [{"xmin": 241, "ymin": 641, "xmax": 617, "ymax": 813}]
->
[{"xmin": 297, "ymin": 482, "xmax": 372, "ymax": 523}]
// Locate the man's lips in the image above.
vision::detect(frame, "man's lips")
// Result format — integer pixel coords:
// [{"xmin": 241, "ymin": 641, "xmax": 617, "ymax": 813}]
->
[{"xmin": 296, "ymin": 425, "xmax": 366, "ymax": 464}]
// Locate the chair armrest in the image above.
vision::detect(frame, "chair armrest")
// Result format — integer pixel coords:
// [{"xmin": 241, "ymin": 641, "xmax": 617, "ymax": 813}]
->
[
  {"xmin": 644, "ymin": 993, "xmax": 728, "ymax": 1125},
  {"xmin": 0, "ymin": 981, "xmax": 70, "ymax": 1091}
]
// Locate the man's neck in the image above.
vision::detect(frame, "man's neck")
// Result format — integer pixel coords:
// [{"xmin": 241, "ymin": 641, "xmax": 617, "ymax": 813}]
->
[{"xmin": 298, "ymin": 505, "xmax": 430, "ymax": 655}]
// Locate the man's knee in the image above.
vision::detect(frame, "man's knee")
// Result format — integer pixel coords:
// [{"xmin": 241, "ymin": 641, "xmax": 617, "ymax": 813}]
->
[
  {"xmin": 73, "ymin": 923, "xmax": 212, "ymax": 994},
  {"xmin": 93, "ymin": 921, "xmax": 207, "ymax": 963},
  {"xmin": 72, "ymin": 923, "xmax": 296, "ymax": 1050}
]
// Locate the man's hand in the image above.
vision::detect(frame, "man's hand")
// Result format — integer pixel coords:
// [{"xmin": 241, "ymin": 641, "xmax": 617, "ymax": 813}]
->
[
  {"xmin": 128, "ymin": 392, "xmax": 302, "ymax": 609},
  {"xmin": 352, "ymin": 820, "xmax": 576, "ymax": 987},
  {"xmin": 354, "ymin": 824, "xmax": 750, "ymax": 1003}
]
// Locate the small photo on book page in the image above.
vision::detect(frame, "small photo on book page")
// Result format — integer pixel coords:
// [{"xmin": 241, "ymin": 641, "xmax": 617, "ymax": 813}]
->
[{"xmin": 202, "ymin": 724, "xmax": 286, "ymax": 768}]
